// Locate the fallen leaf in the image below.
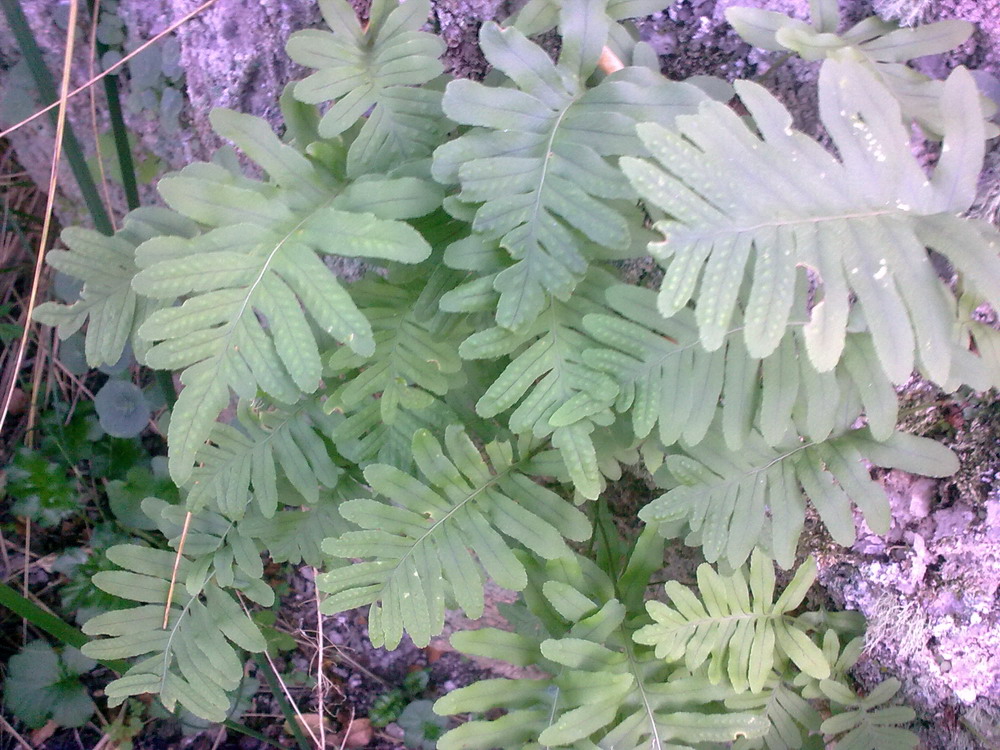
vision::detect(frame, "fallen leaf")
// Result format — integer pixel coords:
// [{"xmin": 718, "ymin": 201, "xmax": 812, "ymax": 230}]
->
[
  {"xmin": 341, "ymin": 717, "xmax": 372, "ymax": 748},
  {"xmin": 424, "ymin": 644, "xmax": 446, "ymax": 664},
  {"xmin": 286, "ymin": 712, "xmax": 332, "ymax": 747}
]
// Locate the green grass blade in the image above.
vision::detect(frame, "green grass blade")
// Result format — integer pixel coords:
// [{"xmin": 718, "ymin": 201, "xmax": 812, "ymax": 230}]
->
[
  {"xmin": 0, "ymin": 580, "xmax": 128, "ymax": 671},
  {"xmin": 91, "ymin": 23, "xmax": 140, "ymax": 211},
  {"xmin": 253, "ymin": 653, "xmax": 313, "ymax": 750}
]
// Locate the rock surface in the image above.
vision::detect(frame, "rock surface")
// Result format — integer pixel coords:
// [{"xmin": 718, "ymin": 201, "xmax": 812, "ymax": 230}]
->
[{"xmin": 4, "ymin": 1, "xmax": 1000, "ymax": 748}]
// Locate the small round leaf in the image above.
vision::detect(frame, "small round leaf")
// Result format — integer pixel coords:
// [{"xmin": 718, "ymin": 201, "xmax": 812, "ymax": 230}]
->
[{"xmin": 94, "ymin": 380, "xmax": 150, "ymax": 438}]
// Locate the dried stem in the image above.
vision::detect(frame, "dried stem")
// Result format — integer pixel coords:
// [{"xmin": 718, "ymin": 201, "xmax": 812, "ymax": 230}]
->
[
  {"xmin": 162, "ymin": 511, "xmax": 192, "ymax": 629},
  {"xmin": 0, "ymin": 0, "xmax": 79, "ymax": 439}
]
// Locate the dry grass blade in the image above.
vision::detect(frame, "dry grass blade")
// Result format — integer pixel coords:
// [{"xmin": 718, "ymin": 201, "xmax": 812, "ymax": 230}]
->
[
  {"xmin": 314, "ymin": 568, "xmax": 327, "ymax": 749},
  {"xmin": 162, "ymin": 511, "xmax": 192, "ymax": 629},
  {"xmin": 337, "ymin": 708, "xmax": 355, "ymax": 750},
  {"xmin": 0, "ymin": 147, "xmax": 44, "ymax": 445},
  {"xmin": 0, "ymin": 0, "xmax": 79, "ymax": 439},
  {"xmin": 0, "ymin": 0, "xmax": 221, "ymax": 142},
  {"xmin": 242, "ymin": 595, "xmax": 321, "ymax": 750},
  {"xmin": 0, "ymin": 713, "xmax": 33, "ymax": 750}
]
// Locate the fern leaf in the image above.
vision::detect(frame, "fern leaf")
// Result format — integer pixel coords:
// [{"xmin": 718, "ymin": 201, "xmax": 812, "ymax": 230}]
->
[
  {"xmin": 641, "ymin": 425, "xmax": 957, "ymax": 569},
  {"xmin": 326, "ymin": 270, "xmax": 468, "ymax": 425},
  {"xmin": 819, "ymin": 678, "xmax": 918, "ymax": 750},
  {"xmin": 584, "ymin": 283, "xmax": 899, "ymax": 452},
  {"xmin": 132, "ymin": 114, "xmax": 437, "ymax": 483},
  {"xmin": 507, "ymin": 0, "xmax": 670, "ymax": 37},
  {"xmin": 433, "ymin": 4, "xmax": 707, "ymax": 330},
  {"xmin": 461, "ymin": 269, "xmax": 622, "ymax": 499},
  {"xmin": 329, "ymin": 393, "xmax": 459, "ymax": 471},
  {"xmin": 237, "ymin": 490, "xmax": 354, "ymax": 567},
  {"xmin": 318, "ymin": 426, "xmax": 591, "ymax": 648},
  {"xmin": 33, "ymin": 208, "xmax": 197, "ymax": 367},
  {"xmin": 140, "ymin": 499, "xmax": 273, "ymax": 607},
  {"xmin": 320, "ymin": 264, "xmax": 471, "ymax": 470},
  {"xmin": 633, "ymin": 552, "xmax": 829, "ymax": 695},
  {"xmin": 621, "ymin": 59, "xmax": 1000, "ymax": 386},
  {"xmin": 287, "ymin": 0, "xmax": 446, "ymax": 174},
  {"xmin": 437, "ymin": 548, "xmax": 770, "ymax": 749},
  {"xmin": 81, "ymin": 545, "xmax": 266, "ymax": 723},
  {"xmin": 187, "ymin": 399, "xmax": 341, "ymax": 519},
  {"xmin": 728, "ymin": 680, "xmax": 823, "ymax": 750},
  {"xmin": 725, "ymin": 3, "xmax": 991, "ymax": 137}
]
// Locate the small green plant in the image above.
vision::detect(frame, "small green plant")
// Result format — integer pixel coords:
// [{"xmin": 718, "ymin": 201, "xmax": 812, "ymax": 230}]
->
[
  {"xmin": 398, "ymin": 699, "xmax": 449, "ymax": 749},
  {"xmin": 26, "ymin": 0, "xmax": 1000, "ymax": 746},
  {"xmin": 84, "ymin": 0, "xmax": 187, "ymax": 134},
  {"xmin": 369, "ymin": 668, "xmax": 431, "ymax": 727},
  {"xmin": 5, "ymin": 445, "xmax": 79, "ymax": 526},
  {"xmin": 2, "ymin": 641, "xmax": 96, "ymax": 729}
]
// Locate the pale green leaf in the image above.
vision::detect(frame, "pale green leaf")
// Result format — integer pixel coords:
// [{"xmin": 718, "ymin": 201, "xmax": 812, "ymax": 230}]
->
[
  {"xmin": 623, "ymin": 59, "xmax": 1000, "ymax": 386},
  {"xmin": 34, "ymin": 208, "xmax": 197, "ymax": 367},
  {"xmin": 320, "ymin": 426, "xmax": 589, "ymax": 648}
]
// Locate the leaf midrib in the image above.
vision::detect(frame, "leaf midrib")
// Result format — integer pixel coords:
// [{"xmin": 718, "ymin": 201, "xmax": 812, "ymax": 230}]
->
[
  {"xmin": 673, "ymin": 207, "xmax": 902, "ymax": 241},
  {"xmin": 381, "ymin": 443, "xmax": 537, "ymax": 586}
]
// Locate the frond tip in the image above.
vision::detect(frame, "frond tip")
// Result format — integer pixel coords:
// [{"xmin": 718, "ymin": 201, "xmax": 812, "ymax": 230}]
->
[
  {"xmin": 634, "ymin": 551, "xmax": 828, "ymax": 694},
  {"xmin": 318, "ymin": 426, "xmax": 591, "ymax": 648}
]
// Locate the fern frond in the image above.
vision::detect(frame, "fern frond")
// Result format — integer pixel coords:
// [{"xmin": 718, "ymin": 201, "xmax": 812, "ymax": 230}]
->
[
  {"xmin": 81, "ymin": 544, "xmax": 266, "ymax": 723},
  {"xmin": 140, "ymin": 499, "xmax": 273, "ymax": 606},
  {"xmin": 320, "ymin": 263, "xmax": 472, "ymax": 470},
  {"xmin": 237, "ymin": 489, "xmax": 354, "ymax": 567},
  {"xmin": 432, "ymin": 0, "xmax": 707, "ymax": 330},
  {"xmin": 287, "ymin": 0, "xmax": 446, "ymax": 174},
  {"xmin": 34, "ymin": 208, "xmax": 197, "ymax": 367},
  {"xmin": 507, "ymin": 0, "xmax": 670, "ymax": 36},
  {"xmin": 819, "ymin": 678, "xmax": 918, "ymax": 750},
  {"xmin": 728, "ymin": 680, "xmax": 823, "ymax": 750},
  {"xmin": 460, "ymin": 269, "xmax": 623, "ymax": 499},
  {"xmin": 725, "ymin": 2, "xmax": 993, "ymax": 137},
  {"xmin": 318, "ymin": 426, "xmax": 591, "ymax": 648},
  {"xmin": 326, "ymin": 268, "xmax": 469, "ymax": 424},
  {"xmin": 584, "ymin": 283, "xmax": 899, "ymax": 451},
  {"xmin": 329, "ymin": 394, "xmax": 459, "ymax": 471},
  {"xmin": 621, "ymin": 60, "xmax": 1000, "ymax": 386},
  {"xmin": 187, "ymin": 399, "xmax": 341, "ymax": 519},
  {"xmin": 633, "ymin": 552, "xmax": 829, "ymax": 694},
  {"xmin": 131, "ymin": 111, "xmax": 438, "ymax": 483},
  {"xmin": 437, "ymin": 544, "xmax": 770, "ymax": 749},
  {"xmin": 641, "ymin": 426, "xmax": 957, "ymax": 568}
]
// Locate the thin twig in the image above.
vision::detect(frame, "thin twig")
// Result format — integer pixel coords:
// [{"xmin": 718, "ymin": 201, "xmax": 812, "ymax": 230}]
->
[
  {"xmin": 0, "ymin": 714, "xmax": 33, "ymax": 750},
  {"xmin": 325, "ymin": 641, "xmax": 388, "ymax": 689},
  {"xmin": 314, "ymin": 568, "xmax": 326, "ymax": 749},
  {"xmin": 208, "ymin": 725, "xmax": 227, "ymax": 750},
  {"xmin": 162, "ymin": 511, "xmax": 192, "ymax": 628},
  {"xmin": 0, "ymin": 0, "xmax": 221, "ymax": 141},
  {"xmin": 239, "ymin": 595, "xmax": 320, "ymax": 750},
  {"xmin": 337, "ymin": 707, "xmax": 354, "ymax": 750},
  {"xmin": 0, "ymin": 0, "xmax": 79, "ymax": 439}
]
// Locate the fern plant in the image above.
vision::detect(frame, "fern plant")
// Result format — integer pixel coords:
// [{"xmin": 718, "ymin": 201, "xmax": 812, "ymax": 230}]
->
[{"xmin": 31, "ymin": 0, "xmax": 1000, "ymax": 747}]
